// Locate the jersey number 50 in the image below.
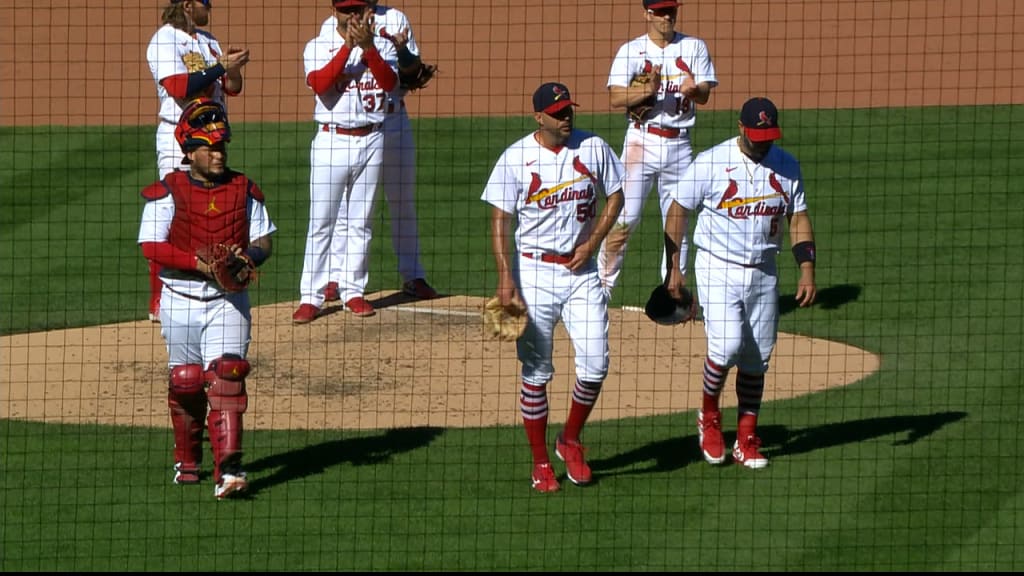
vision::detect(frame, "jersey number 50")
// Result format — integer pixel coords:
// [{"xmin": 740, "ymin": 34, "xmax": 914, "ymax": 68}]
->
[{"xmin": 576, "ymin": 199, "xmax": 596, "ymax": 223}]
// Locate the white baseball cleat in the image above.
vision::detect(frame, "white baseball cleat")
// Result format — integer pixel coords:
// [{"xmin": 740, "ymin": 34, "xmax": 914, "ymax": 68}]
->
[{"xmin": 214, "ymin": 472, "xmax": 249, "ymax": 499}]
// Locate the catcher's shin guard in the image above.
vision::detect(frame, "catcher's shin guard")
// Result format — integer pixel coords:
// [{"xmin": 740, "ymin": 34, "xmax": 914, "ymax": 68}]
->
[
  {"xmin": 206, "ymin": 355, "xmax": 250, "ymax": 482},
  {"xmin": 168, "ymin": 364, "xmax": 208, "ymax": 474}
]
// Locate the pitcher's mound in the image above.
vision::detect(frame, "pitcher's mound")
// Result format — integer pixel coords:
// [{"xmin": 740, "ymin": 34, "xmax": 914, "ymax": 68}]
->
[{"xmin": 1, "ymin": 292, "xmax": 879, "ymax": 430}]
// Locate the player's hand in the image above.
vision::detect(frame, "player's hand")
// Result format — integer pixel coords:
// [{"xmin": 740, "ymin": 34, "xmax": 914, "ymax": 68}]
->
[
  {"xmin": 388, "ymin": 27, "xmax": 410, "ymax": 50},
  {"xmin": 795, "ymin": 267, "xmax": 817, "ymax": 307},
  {"xmin": 679, "ymin": 69, "xmax": 698, "ymax": 97},
  {"xmin": 496, "ymin": 282, "xmax": 521, "ymax": 309},
  {"xmin": 566, "ymin": 242, "xmax": 596, "ymax": 273},
  {"xmin": 647, "ymin": 65, "xmax": 663, "ymax": 97},
  {"xmin": 348, "ymin": 16, "xmax": 375, "ymax": 50},
  {"xmin": 665, "ymin": 268, "xmax": 687, "ymax": 301},
  {"xmin": 220, "ymin": 47, "xmax": 250, "ymax": 73}
]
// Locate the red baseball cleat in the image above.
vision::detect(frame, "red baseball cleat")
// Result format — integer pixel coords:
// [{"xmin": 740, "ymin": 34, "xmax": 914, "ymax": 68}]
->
[
  {"xmin": 531, "ymin": 462, "xmax": 560, "ymax": 493},
  {"xmin": 345, "ymin": 297, "xmax": 376, "ymax": 317},
  {"xmin": 733, "ymin": 434, "xmax": 769, "ymax": 469},
  {"xmin": 292, "ymin": 303, "xmax": 320, "ymax": 324},
  {"xmin": 324, "ymin": 282, "xmax": 340, "ymax": 302},
  {"xmin": 555, "ymin": 433, "xmax": 592, "ymax": 486},
  {"xmin": 697, "ymin": 410, "xmax": 727, "ymax": 465}
]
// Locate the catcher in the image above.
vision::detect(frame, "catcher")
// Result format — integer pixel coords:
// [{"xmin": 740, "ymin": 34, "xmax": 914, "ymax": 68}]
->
[
  {"xmin": 482, "ymin": 82, "xmax": 625, "ymax": 493},
  {"xmin": 138, "ymin": 97, "xmax": 276, "ymax": 500}
]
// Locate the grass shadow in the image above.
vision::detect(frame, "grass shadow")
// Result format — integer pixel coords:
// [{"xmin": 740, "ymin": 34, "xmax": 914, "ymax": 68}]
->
[
  {"xmin": 245, "ymin": 426, "xmax": 444, "ymax": 495},
  {"xmin": 780, "ymin": 283, "xmax": 862, "ymax": 316},
  {"xmin": 590, "ymin": 411, "xmax": 966, "ymax": 477}
]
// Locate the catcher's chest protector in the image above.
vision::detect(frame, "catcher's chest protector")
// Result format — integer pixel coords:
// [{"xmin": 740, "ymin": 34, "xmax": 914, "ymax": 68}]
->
[{"xmin": 165, "ymin": 171, "xmax": 251, "ymax": 252}]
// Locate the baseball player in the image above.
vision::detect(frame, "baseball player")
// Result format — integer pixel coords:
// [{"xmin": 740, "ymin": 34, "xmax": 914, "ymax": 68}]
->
[
  {"xmin": 138, "ymin": 98, "xmax": 276, "ymax": 499},
  {"xmin": 318, "ymin": 0, "xmax": 440, "ymax": 302},
  {"xmin": 293, "ymin": 0, "xmax": 399, "ymax": 324},
  {"xmin": 663, "ymin": 97, "xmax": 817, "ymax": 469},
  {"xmin": 482, "ymin": 82, "xmax": 625, "ymax": 493},
  {"xmin": 597, "ymin": 0, "xmax": 717, "ymax": 296},
  {"xmin": 145, "ymin": 0, "xmax": 250, "ymax": 322}
]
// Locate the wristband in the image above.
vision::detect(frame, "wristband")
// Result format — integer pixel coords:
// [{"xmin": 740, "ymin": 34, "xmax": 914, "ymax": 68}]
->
[
  {"xmin": 245, "ymin": 246, "xmax": 269, "ymax": 267},
  {"xmin": 792, "ymin": 241, "xmax": 816, "ymax": 265}
]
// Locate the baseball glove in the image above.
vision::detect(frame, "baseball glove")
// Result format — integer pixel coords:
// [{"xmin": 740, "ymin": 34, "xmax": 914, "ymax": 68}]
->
[
  {"xmin": 196, "ymin": 243, "xmax": 256, "ymax": 293},
  {"xmin": 400, "ymin": 62, "xmax": 437, "ymax": 91},
  {"xmin": 644, "ymin": 284, "xmax": 697, "ymax": 326},
  {"xmin": 627, "ymin": 72, "xmax": 657, "ymax": 124},
  {"xmin": 482, "ymin": 296, "xmax": 528, "ymax": 341}
]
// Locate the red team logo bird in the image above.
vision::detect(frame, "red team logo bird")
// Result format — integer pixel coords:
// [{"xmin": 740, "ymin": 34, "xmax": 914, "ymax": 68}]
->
[{"xmin": 716, "ymin": 178, "xmax": 739, "ymax": 209}]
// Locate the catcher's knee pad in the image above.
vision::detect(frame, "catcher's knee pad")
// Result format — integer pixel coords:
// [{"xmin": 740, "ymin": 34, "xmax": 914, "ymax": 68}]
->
[
  {"xmin": 206, "ymin": 354, "xmax": 250, "ymax": 413},
  {"xmin": 169, "ymin": 364, "xmax": 205, "ymax": 396}
]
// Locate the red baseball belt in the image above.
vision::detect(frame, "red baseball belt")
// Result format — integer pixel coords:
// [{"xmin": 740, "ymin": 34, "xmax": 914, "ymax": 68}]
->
[
  {"xmin": 320, "ymin": 123, "xmax": 382, "ymax": 137},
  {"xmin": 522, "ymin": 252, "xmax": 573, "ymax": 265},
  {"xmin": 632, "ymin": 122, "xmax": 683, "ymax": 138}
]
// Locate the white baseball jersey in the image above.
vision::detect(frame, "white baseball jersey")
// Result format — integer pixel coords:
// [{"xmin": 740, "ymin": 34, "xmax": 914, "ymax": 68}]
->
[
  {"xmin": 138, "ymin": 193, "xmax": 277, "ymax": 301},
  {"xmin": 607, "ymin": 32, "xmax": 717, "ymax": 129},
  {"xmin": 671, "ymin": 138, "xmax": 807, "ymax": 266},
  {"xmin": 146, "ymin": 25, "xmax": 226, "ymax": 124},
  {"xmin": 320, "ymin": 6, "xmax": 417, "ymax": 102},
  {"xmin": 304, "ymin": 22, "xmax": 398, "ymax": 127},
  {"xmin": 482, "ymin": 130, "xmax": 625, "ymax": 256}
]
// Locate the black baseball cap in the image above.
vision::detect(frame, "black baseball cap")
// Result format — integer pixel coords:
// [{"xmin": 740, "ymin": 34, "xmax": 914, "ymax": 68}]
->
[
  {"xmin": 533, "ymin": 82, "xmax": 579, "ymax": 115},
  {"xmin": 740, "ymin": 97, "xmax": 782, "ymax": 142},
  {"xmin": 643, "ymin": 0, "xmax": 679, "ymax": 10}
]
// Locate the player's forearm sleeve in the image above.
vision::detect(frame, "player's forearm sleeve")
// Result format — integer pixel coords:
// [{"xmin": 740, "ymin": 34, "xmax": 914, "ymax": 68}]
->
[
  {"xmin": 159, "ymin": 64, "xmax": 227, "ymax": 100},
  {"xmin": 307, "ymin": 46, "xmax": 352, "ymax": 96},
  {"xmin": 362, "ymin": 46, "xmax": 397, "ymax": 92},
  {"xmin": 141, "ymin": 241, "xmax": 197, "ymax": 271}
]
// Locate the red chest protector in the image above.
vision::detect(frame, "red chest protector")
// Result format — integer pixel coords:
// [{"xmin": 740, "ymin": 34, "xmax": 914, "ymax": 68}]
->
[{"xmin": 142, "ymin": 171, "xmax": 265, "ymax": 252}]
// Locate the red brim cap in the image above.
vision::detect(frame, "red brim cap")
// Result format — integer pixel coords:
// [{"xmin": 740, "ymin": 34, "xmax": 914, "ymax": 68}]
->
[
  {"xmin": 743, "ymin": 126, "xmax": 782, "ymax": 142},
  {"xmin": 543, "ymin": 100, "xmax": 579, "ymax": 115},
  {"xmin": 333, "ymin": 0, "xmax": 367, "ymax": 7},
  {"xmin": 646, "ymin": 1, "xmax": 679, "ymax": 10}
]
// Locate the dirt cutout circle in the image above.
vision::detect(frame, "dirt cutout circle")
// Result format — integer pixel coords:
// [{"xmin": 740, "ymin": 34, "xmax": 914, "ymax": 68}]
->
[{"xmin": 1, "ymin": 293, "xmax": 879, "ymax": 430}]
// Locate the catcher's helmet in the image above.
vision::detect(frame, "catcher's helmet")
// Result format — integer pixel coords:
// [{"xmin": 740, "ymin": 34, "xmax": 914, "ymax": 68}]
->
[
  {"xmin": 175, "ymin": 98, "xmax": 231, "ymax": 155},
  {"xmin": 644, "ymin": 284, "xmax": 696, "ymax": 326}
]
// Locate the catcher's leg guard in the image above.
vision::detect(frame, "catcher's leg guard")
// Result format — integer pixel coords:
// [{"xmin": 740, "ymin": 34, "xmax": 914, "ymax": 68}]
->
[
  {"xmin": 168, "ymin": 364, "xmax": 207, "ymax": 482},
  {"xmin": 205, "ymin": 354, "xmax": 250, "ymax": 483}
]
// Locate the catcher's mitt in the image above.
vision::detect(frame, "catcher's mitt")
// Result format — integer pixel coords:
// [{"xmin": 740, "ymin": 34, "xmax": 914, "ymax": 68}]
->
[
  {"xmin": 400, "ymin": 62, "xmax": 437, "ymax": 91},
  {"xmin": 644, "ymin": 284, "xmax": 697, "ymax": 326},
  {"xmin": 482, "ymin": 296, "xmax": 528, "ymax": 341},
  {"xmin": 196, "ymin": 243, "xmax": 256, "ymax": 293},
  {"xmin": 627, "ymin": 72, "xmax": 657, "ymax": 124}
]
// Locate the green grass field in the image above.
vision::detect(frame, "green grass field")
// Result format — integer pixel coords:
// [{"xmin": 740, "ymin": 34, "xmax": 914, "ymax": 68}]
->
[{"xmin": 2, "ymin": 107, "xmax": 1023, "ymax": 570}]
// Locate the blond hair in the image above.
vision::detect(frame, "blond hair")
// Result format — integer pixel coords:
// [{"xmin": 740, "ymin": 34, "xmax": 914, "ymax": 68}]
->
[{"xmin": 161, "ymin": 1, "xmax": 190, "ymax": 31}]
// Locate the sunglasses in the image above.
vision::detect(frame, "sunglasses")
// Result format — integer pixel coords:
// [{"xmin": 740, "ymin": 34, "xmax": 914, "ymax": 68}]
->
[
  {"xmin": 335, "ymin": 5, "xmax": 364, "ymax": 15},
  {"xmin": 647, "ymin": 7, "xmax": 677, "ymax": 18}
]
